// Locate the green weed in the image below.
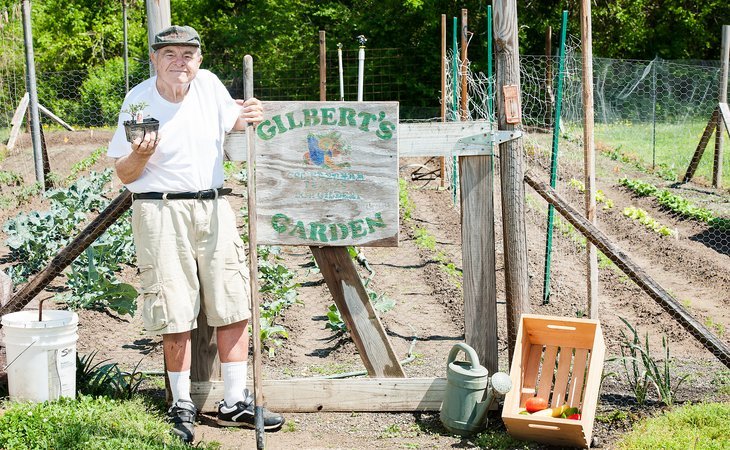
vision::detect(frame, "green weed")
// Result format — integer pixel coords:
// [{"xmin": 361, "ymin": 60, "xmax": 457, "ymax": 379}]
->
[
  {"xmin": 399, "ymin": 178, "xmax": 415, "ymax": 221},
  {"xmin": 413, "ymin": 226, "xmax": 436, "ymax": 250},
  {"xmin": 617, "ymin": 402, "xmax": 730, "ymax": 449},
  {"xmin": 0, "ymin": 395, "xmax": 217, "ymax": 449}
]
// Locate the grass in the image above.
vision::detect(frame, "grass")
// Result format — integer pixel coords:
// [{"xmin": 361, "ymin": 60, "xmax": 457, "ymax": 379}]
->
[
  {"xmin": 595, "ymin": 120, "xmax": 730, "ymax": 186},
  {"xmin": 473, "ymin": 429, "xmax": 531, "ymax": 449},
  {"xmin": 617, "ymin": 402, "xmax": 730, "ymax": 449},
  {"xmin": 0, "ymin": 395, "xmax": 220, "ymax": 449}
]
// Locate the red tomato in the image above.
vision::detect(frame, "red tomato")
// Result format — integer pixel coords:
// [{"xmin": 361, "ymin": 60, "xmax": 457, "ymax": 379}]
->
[
  {"xmin": 567, "ymin": 413, "xmax": 582, "ymax": 420},
  {"xmin": 525, "ymin": 396, "xmax": 548, "ymax": 413}
]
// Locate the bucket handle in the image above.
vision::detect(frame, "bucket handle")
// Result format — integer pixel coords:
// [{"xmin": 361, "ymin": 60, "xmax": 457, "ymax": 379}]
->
[
  {"xmin": 447, "ymin": 342, "xmax": 481, "ymax": 369},
  {"xmin": 2, "ymin": 338, "xmax": 39, "ymax": 371}
]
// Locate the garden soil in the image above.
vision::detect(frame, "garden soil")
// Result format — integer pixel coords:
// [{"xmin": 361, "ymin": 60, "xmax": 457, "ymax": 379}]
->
[{"xmin": 1, "ymin": 129, "xmax": 729, "ymax": 449}]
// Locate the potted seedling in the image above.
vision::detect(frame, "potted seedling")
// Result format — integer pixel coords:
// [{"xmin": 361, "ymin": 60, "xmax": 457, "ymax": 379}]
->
[{"xmin": 121, "ymin": 101, "xmax": 159, "ymax": 142}]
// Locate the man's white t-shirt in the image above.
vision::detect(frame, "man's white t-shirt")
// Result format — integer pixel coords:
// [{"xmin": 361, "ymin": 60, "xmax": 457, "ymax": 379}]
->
[{"xmin": 107, "ymin": 69, "xmax": 241, "ymax": 193}]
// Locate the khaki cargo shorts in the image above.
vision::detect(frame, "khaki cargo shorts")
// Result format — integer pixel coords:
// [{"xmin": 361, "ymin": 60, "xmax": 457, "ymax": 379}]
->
[{"xmin": 131, "ymin": 197, "xmax": 251, "ymax": 335}]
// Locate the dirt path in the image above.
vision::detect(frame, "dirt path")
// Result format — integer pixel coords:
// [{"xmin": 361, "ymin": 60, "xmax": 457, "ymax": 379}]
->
[{"xmin": 2, "ymin": 129, "xmax": 730, "ymax": 449}]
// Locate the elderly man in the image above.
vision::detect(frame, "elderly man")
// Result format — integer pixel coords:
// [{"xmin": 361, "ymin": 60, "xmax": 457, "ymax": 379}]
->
[{"xmin": 108, "ymin": 25, "xmax": 284, "ymax": 443}]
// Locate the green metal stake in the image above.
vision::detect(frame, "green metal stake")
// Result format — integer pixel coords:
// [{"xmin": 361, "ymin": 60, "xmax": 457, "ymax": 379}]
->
[
  {"xmin": 542, "ymin": 10, "xmax": 568, "ymax": 304},
  {"xmin": 487, "ymin": 6, "xmax": 495, "ymax": 189},
  {"xmin": 452, "ymin": 17, "xmax": 459, "ymax": 205}
]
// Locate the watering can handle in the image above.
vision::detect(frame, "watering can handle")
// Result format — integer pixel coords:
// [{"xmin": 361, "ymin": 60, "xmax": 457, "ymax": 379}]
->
[{"xmin": 447, "ymin": 343, "xmax": 481, "ymax": 369}]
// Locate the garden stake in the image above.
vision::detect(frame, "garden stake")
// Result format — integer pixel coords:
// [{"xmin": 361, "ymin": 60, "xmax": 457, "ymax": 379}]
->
[
  {"xmin": 243, "ymin": 54, "xmax": 266, "ymax": 450},
  {"xmin": 542, "ymin": 10, "xmax": 568, "ymax": 305}
]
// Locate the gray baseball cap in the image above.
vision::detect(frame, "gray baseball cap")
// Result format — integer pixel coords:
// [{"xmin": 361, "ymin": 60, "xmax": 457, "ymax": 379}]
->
[{"xmin": 151, "ymin": 25, "xmax": 201, "ymax": 50}]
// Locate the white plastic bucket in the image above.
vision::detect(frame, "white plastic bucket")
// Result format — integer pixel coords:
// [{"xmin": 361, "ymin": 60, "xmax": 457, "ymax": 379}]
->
[{"xmin": 1, "ymin": 310, "xmax": 78, "ymax": 402}]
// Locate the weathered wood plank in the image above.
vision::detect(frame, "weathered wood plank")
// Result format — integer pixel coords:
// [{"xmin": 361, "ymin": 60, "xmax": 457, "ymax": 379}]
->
[
  {"xmin": 191, "ymin": 314, "xmax": 220, "ymax": 383},
  {"xmin": 225, "ymin": 120, "xmax": 492, "ymax": 160},
  {"xmin": 720, "ymin": 103, "xmax": 730, "ymax": 136},
  {"xmin": 311, "ymin": 246, "xmax": 405, "ymax": 378},
  {"xmin": 683, "ymin": 108, "xmax": 718, "ymax": 183},
  {"xmin": 525, "ymin": 170, "xmax": 730, "ymax": 369},
  {"xmin": 494, "ymin": 0, "xmax": 530, "ymax": 364},
  {"xmin": 581, "ymin": 0, "xmax": 599, "ymax": 318},
  {"xmin": 6, "ymin": 92, "xmax": 29, "ymax": 150},
  {"xmin": 38, "ymin": 103, "xmax": 74, "ymax": 131},
  {"xmin": 714, "ymin": 26, "xmax": 729, "ymax": 188},
  {"xmin": 398, "ymin": 121, "xmax": 491, "ymax": 157},
  {"xmin": 191, "ymin": 377, "xmax": 446, "ymax": 413},
  {"xmin": 459, "ymin": 155, "xmax": 498, "ymax": 375}
]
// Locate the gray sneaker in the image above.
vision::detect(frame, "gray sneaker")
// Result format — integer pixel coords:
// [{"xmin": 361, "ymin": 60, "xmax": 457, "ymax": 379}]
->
[
  {"xmin": 167, "ymin": 399, "xmax": 197, "ymax": 443},
  {"xmin": 216, "ymin": 388, "xmax": 285, "ymax": 431}
]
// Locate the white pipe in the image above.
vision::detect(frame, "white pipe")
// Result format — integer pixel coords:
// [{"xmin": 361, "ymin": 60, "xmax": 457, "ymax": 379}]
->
[
  {"xmin": 338, "ymin": 43, "xmax": 344, "ymax": 101},
  {"xmin": 357, "ymin": 35, "xmax": 366, "ymax": 102}
]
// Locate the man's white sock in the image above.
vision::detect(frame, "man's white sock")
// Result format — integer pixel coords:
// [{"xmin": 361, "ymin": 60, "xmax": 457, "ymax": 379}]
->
[
  {"xmin": 222, "ymin": 361, "xmax": 247, "ymax": 407},
  {"xmin": 168, "ymin": 370, "xmax": 192, "ymax": 404}
]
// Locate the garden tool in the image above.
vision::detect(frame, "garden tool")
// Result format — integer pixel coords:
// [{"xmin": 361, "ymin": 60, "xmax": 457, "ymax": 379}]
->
[{"xmin": 243, "ymin": 54, "xmax": 265, "ymax": 450}]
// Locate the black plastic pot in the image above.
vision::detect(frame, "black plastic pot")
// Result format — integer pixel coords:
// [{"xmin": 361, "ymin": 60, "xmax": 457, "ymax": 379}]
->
[{"xmin": 123, "ymin": 118, "xmax": 159, "ymax": 142}]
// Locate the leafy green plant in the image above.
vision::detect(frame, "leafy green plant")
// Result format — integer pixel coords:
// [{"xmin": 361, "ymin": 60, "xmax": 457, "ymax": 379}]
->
[
  {"xmin": 610, "ymin": 317, "xmax": 689, "ymax": 406},
  {"xmin": 66, "ymin": 147, "xmax": 105, "ymax": 184},
  {"xmin": 0, "ymin": 170, "xmax": 23, "ymax": 187},
  {"xmin": 76, "ymin": 352, "xmax": 145, "ymax": 400},
  {"xmin": 3, "ymin": 207, "xmax": 83, "ymax": 282},
  {"xmin": 609, "ymin": 318, "xmax": 653, "ymax": 405},
  {"xmin": 121, "ymin": 100, "xmax": 149, "ymax": 123},
  {"xmin": 623, "ymin": 206, "xmax": 675, "ymax": 237},
  {"xmin": 399, "ymin": 178, "xmax": 415, "ymax": 221},
  {"xmin": 619, "ymin": 178, "xmax": 658, "ymax": 197},
  {"xmin": 413, "ymin": 226, "xmax": 436, "ymax": 250},
  {"xmin": 325, "ymin": 303, "xmax": 346, "ymax": 334},
  {"xmin": 619, "ymin": 177, "xmax": 729, "ymax": 230},
  {"xmin": 257, "ymin": 246, "xmax": 298, "ymax": 356},
  {"xmin": 58, "ymin": 246, "xmax": 138, "ymax": 316}
]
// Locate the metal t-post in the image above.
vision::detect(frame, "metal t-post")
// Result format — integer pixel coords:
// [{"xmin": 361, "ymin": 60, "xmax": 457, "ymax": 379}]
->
[{"xmin": 21, "ymin": 0, "xmax": 44, "ymax": 190}]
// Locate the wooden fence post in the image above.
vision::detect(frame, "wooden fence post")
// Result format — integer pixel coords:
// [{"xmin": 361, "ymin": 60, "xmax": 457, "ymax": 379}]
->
[
  {"xmin": 319, "ymin": 30, "xmax": 327, "ymax": 101},
  {"xmin": 457, "ymin": 9, "xmax": 498, "ymax": 375},
  {"xmin": 581, "ymin": 0, "xmax": 598, "ymax": 318},
  {"xmin": 494, "ymin": 0, "xmax": 530, "ymax": 363},
  {"xmin": 714, "ymin": 25, "xmax": 729, "ymax": 188}
]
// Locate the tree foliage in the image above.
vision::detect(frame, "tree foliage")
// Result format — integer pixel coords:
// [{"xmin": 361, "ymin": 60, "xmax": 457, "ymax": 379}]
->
[{"xmin": 1, "ymin": 0, "xmax": 727, "ymax": 125}]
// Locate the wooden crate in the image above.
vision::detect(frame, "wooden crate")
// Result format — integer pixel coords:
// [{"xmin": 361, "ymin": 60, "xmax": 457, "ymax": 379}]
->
[{"xmin": 501, "ymin": 314, "xmax": 605, "ymax": 448}]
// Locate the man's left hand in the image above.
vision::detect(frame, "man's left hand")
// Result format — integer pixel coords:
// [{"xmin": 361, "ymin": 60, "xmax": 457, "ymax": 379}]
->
[{"xmin": 235, "ymin": 98, "xmax": 263, "ymax": 129}]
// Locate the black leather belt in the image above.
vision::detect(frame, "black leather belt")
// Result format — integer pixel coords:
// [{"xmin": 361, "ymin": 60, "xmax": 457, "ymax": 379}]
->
[{"xmin": 132, "ymin": 188, "xmax": 232, "ymax": 200}]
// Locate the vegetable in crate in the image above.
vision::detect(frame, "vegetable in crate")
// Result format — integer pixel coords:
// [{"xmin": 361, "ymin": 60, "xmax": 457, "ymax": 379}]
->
[{"xmin": 525, "ymin": 396, "xmax": 548, "ymax": 413}]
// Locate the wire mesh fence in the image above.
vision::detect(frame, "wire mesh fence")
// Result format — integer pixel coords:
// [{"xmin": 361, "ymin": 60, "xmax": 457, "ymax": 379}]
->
[{"xmin": 1, "ymin": 15, "xmax": 729, "ymax": 443}]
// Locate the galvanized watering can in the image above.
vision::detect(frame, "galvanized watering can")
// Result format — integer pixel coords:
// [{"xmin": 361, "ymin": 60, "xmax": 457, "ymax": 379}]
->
[{"xmin": 439, "ymin": 343, "xmax": 512, "ymax": 436}]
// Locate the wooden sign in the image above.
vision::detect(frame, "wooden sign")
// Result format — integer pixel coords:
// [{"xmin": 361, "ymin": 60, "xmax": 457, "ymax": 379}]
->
[{"xmin": 255, "ymin": 101, "xmax": 399, "ymax": 247}]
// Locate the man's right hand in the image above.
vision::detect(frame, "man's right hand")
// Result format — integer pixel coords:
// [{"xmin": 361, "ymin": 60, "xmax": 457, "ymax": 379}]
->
[
  {"xmin": 115, "ymin": 131, "xmax": 160, "ymax": 184},
  {"xmin": 132, "ymin": 130, "xmax": 160, "ymax": 157}
]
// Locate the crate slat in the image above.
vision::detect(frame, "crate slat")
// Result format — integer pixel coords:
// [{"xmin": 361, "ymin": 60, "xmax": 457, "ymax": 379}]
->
[
  {"xmin": 551, "ymin": 347, "xmax": 573, "ymax": 407},
  {"xmin": 535, "ymin": 345, "xmax": 558, "ymax": 401},
  {"xmin": 567, "ymin": 348, "xmax": 589, "ymax": 407},
  {"xmin": 519, "ymin": 344, "xmax": 543, "ymax": 404}
]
